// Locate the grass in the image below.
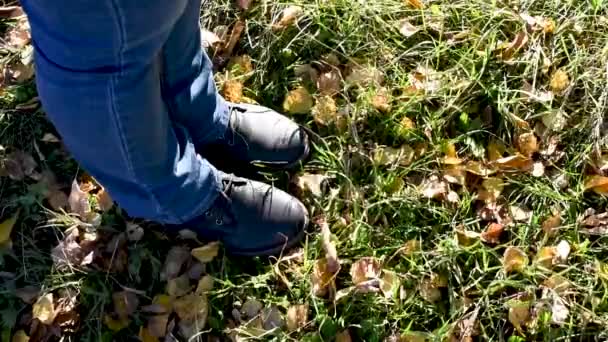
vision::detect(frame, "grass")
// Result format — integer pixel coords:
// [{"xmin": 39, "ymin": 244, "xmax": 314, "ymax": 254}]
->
[{"xmin": 2, "ymin": 0, "xmax": 608, "ymax": 341}]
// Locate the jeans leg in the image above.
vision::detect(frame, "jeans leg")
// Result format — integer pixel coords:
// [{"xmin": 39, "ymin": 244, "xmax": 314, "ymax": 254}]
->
[
  {"xmin": 161, "ymin": 0, "xmax": 230, "ymax": 146},
  {"xmin": 22, "ymin": 0, "xmax": 221, "ymax": 224}
]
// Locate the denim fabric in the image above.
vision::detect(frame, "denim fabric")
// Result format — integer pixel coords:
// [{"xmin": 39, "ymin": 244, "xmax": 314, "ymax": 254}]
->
[{"xmin": 21, "ymin": 0, "xmax": 230, "ymax": 223}]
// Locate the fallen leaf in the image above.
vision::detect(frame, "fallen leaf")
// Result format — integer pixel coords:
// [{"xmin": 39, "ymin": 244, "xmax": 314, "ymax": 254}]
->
[
  {"xmin": 236, "ymin": 0, "xmax": 252, "ymax": 10},
  {"xmin": 371, "ymin": 87, "xmax": 391, "ymax": 113},
  {"xmin": 161, "ymin": 246, "xmax": 190, "ymax": 281},
  {"xmin": 419, "ymin": 278, "xmax": 441, "ymax": 303},
  {"xmin": 531, "ymin": 161, "xmax": 545, "ymax": 177},
  {"xmin": 312, "ymin": 96, "xmax": 338, "ymax": 126},
  {"xmin": 191, "ymin": 241, "xmax": 220, "ymax": 263},
  {"xmin": 550, "ymin": 293, "xmax": 569, "ymax": 325},
  {"xmin": 494, "ymin": 154, "xmax": 533, "ymax": 171},
  {"xmin": 350, "ymin": 257, "xmax": 381, "ymax": 285},
  {"xmin": 508, "ymin": 300, "xmax": 531, "ymax": 333},
  {"xmin": 487, "ymin": 140, "xmax": 507, "ymax": 161},
  {"xmin": 400, "ymin": 332, "xmax": 428, "ymax": 342},
  {"xmin": 503, "ymin": 247, "xmax": 528, "ymax": 273},
  {"xmin": 316, "ymin": 69, "xmax": 341, "ymax": 96},
  {"xmin": 421, "ymin": 175, "xmax": 448, "ymax": 199},
  {"xmin": 455, "ymin": 229, "xmax": 480, "ymax": 246},
  {"xmin": 399, "ymin": 239, "xmax": 421, "ymax": 256},
  {"xmin": 200, "ymin": 29, "xmax": 221, "ymax": 49},
  {"xmin": 166, "ymin": 274, "xmax": 192, "ymax": 297},
  {"xmin": 3, "ymin": 150, "xmax": 37, "ymax": 180},
  {"xmin": 550, "ymin": 69, "xmax": 569, "ymax": 93},
  {"xmin": 293, "ymin": 173, "xmax": 328, "ymax": 197},
  {"xmin": 398, "ymin": 19, "xmax": 419, "ymax": 37},
  {"xmin": 501, "ymin": 31, "xmax": 528, "ymax": 60},
  {"xmin": 443, "ymin": 166, "xmax": 466, "ymax": 186},
  {"xmin": 446, "ymin": 191, "xmax": 460, "ymax": 203},
  {"xmin": 51, "ymin": 229, "xmax": 89, "ymax": 268},
  {"xmin": 510, "ymin": 205, "xmax": 532, "ymax": 222},
  {"xmin": 464, "ymin": 161, "xmax": 497, "ymax": 177},
  {"xmin": 261, "ymin": 305, "xmax": 284, "ymax": 330},
  {"xmin": 222, "ymin": 79, "xmax": 243, "ymax": 102},
  {"xmin": 286, "ymin": 304, "xmax": 308, "ymax": 331},
  {"xmin": 54, "ymin": 289, "xmax": 80, "ymax": 332},
  {"xmin": 405, "ymin": 0, "xmax": 425, "ymax": 9},
  {"xmin": 5, "ymin": 19, "xmax": 30, "ymax": 48},
  {"xmin": 477, "ymin": 177, "xmax": 504, "ymax": 203},
  {"xmin": 584, "ymin": 175, "xmax": 608, "ymax": 195},
  {"xmin": 147, "ymin": 314, "xmax": 169, "ymax": 338},
  {"xmin": 295, "ymin": 64, "xmax": 319, "ymax": 84},
  {"xmin": 374, "ymin": 146, "xmax": 415, "ymax": 166},
  {"xmin": 480, "ymin": 223, "xmax": 504, "ymax": 244},
  {"xmin": 113, "ymin": 291, "xmax": 139, "ymax": 320},
  {"xmin": 227, "ymin": 55, "xmax": 253, "ymax": 78},
  {"xmin": 535, "ymin": 247, "xmax": 557, "ymax": 269},
  {"xmin": 555, "ymin": 240, "xmax": 570, "ymax": 263},
  {"xmin": 103, "ymin": 314, "xmax": 129, "ymax": 332},
  {"xmin": 542, "ymin": 109, "xmax": 568, "ymax": 132},
  {"xmin": 40, "ymin": 133, "xmax": 60, "ymax": 143},
  {"xmin": 542, "ymin": 275, "xmax": 570, "ymax": 293},
  {"xmin": 0, "ymin": 211, "xmax": 19, "ymax": 245},
  {"xmin": 520, "ymin": 14, "xmax": 556, "ymax": 34},
  {"xmin": 241, "ymin": 298, "xmax": 263, "ymax": 319},
  {"xmin": 195, "ymin": 275, "xmax": 214, "ymax": 295},
  {"xmin": 335, "ymin": 329, "xmax": 352, "ymax": 342},
  {"xmin": 32, "ymin": 293, "xmax": 56, "ymax": 325},
  {"xmin": 400, "ymin": 116, "xmax": 416, "ymax": 131},
  {"xmin": 221, "ymin": 19, "xmax": 246, "ymax": 58},
  {"xmin": 273, "ymin": 6, "xmax": 304, "ymax": 29},
  {"xmin": 317, "ymin": 217, "xmax": 340, "ymax": 273},
  {"xmin": 517, "ymin": 132, "xmax": 539, "ymax": 157},
  {"xmin": 125, "ymin": 222, "xmax": 144, "ymax": 242},
  {"xmin": 410, "ymin": 66, "xmax": 441, "ymax": 94},
  {"xmin": 283, "ymin": 86, "xmax": 314, "ymax": 114},
  {"xmin": 311, "ymin": 258, "xmax": 336, "ymax": 297},
  {"xmin": 380, "ymin": 270, "xmax": 400, "ymax": 299},
  {"xmin": 345, "ymin": 64, "xmax": 384, "ymax": 87},
  {"xmin": 173, "ymin": 292, "xmax": 208, "ymax": 322},
  {"xmin": 96, "ymin": 188, "xmax": 114, "ymax": 212},
  {"xmin": 68, "ymin": 180, "xmax": 90, "ymax": 219},
  {"xmin": 541, "ymin": 213, "xmax": 561, "ymax": 236},
  {"xmin": 139, "ymin": 326, "xmax": 159, "ymax": 342},
  {"xmin": 0, "ymin": 6, "xmax": 24, "ymax": 19},
  {"xmin": 11, "ymin": 330, "xmax": 29, "ymax": 342}
]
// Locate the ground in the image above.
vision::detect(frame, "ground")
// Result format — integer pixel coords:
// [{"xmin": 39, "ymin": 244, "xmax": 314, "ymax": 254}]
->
[{"xmin": 1, "ymin": 0, "xmax": 608, "ymax": 341}]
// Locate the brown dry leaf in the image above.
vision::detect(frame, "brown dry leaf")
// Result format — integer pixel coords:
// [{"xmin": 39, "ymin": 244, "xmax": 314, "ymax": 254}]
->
[
  {"xmin": 11, "ymin": 330, "xmax": 29, "ymax": 342},
  {"xmin": 477, "ymin": 177, "xmax": 504, "ymax": 203},
  {"xmin": 399, "ymin": 239, "xmax": 421, "ymax": 256},
  {"xmin": 312, "ymin": 96, "xmax": 338, "ymax": 126},
  {"xmin": 550, "ymin": 69, "xmax": 569, "ymax": 93},
  {"xmin": 32, "ymin": 293, "xmax": 56, "ymax": 325},
  {"xmin": 285, "ymin": 304, "xmax": 308, "ymax": 332},
  {"xmin": 517, "ymin": 132, "xmax": 539, "ymax": 157},
  {"xmin": 3, "ymin": 150, "xmax": 37, "ymax": 181},
  {"xmin": 374, "ymin": 146, "xmax": 415, "ymax": 166},
  {"xmin": 96, "ymin": 188, "xmax": 114, "ymax": 212},
  {"xmin": 51, "ymin": 229, "xmax": 90, "ymax": 268},
  {"xmin": 584, "ymin": 176, "xmax": 608, "ymax": 195},
  {"xmin": 138, "ymin": 326, "xmax": 159, "ymax": 342},
  {"xmin": 371, "ymin": 88, "xmax": 391, "ymax": 113},
  {"xmin": 221, "ymin": 19, "xmax": 246, "ymax": 58},
  {"xmin": 5, "ymin": 20, "xmax": 30, "ymax": 48},
  {"xmin": 113, "ymin": 291, "xmax": 139, "ymax": 320},
  {"xmin": 405, "ymin": 0, "xmax": 425, "ymax": 9},
  {"xmin": 464, "ymin": 161, "xmax": 497, "ymax": 177},
  {"xmin": 0, "ymin": 6, "xmax": 24, "ymax": 19},
  {"xmin": 236, "ymin": 0, "xmax": 252, "ymax": 10},
  {"xmin": 146, "ymin": 314, "xmax": 169, "ymax": 338},
  {"xmin": 68, "ymin": 180, "xmax": 90, "ymax": 219},
  {"xmin": 317, "ymin": 217, "xmax": 340, "ymax": 274},
  {"xmin": 410, "ymin": 66, "xmax": 441, "ymax": 94},
  {"xmin": 503, "ymin": 247, "xmax": 528, "ymax": 273},
  {"xmin": 191, "ymin": 241, "xmax": 220, "ymax": 263},
  {"xmin": 542, "ymin": 275, "xmax": 570, "ymax": 294},
  {"xmin": 419, "ymin": 278, "xmax": 441, "ymax": 303},
  {"xmin": 316, "ymin": 69, "xmax": 341, "ymax": 96},
  {"xmin": 443, "ymin": 166, "xmax": 466, "ymax": 186},
  {"xmin": 335, "ymin": 329, "xmax": 352, "ymax": 342},
  {"xmin": 195, "ymin": 275, "xmax": 214, "ymax": 295},
  {"xmin": 311, "ymin": 258, "xmax": 336, "ymax": 297},
  {"xmin": 542, "ymin": 213, "xmax": 561, "ymax": 236},
  {"xmin": 398, "ymin": 19, "xmax": 419, "ymax": 37},
  {"xmin": 222, "ymin": 79, "xmax": 243, "ymax": 102},
  {"xmin": 173, "ymin": 292, "xmax": 208, "ymax": 322},
  {"xmin": 508, "ymin": 301, "xmax": 531, "ymax": 334},
  {"xmin": 421, "ymin": 175, "xmax": 449, "ymax": 199},
  {"xmin": 535, "ymin": 246, "xmax": 557, "ymax": 269},
  {"xmin": 480, "ymin": 223, "xmax": 504, "ymax": 244},
  {"xmin": 295, "ymin": 64, "xmax": 319, "ymax": 84},
  {"xmin": 501, "ymin": 31, "xmax": 528, "ymax": 60},
  {"xmin": 293, "ymin": 173, "xmax": 328, "ymax": 197},
  {"xmin": 345, "ymin": 64, "xmax": 384, "ymax": 87},
  {"xmin": 494, "ymin": 154, "xmax": 533, "ymax": 171},
  {"xmin": 283, "ymin": 86, "xmax": 314, "ymax": 114},
  {"xmin": 520, "ymin": 14, "xmax": 556, "ymax": 34},
  {"xmin": 350, "ymin": 257, "xmax": 381, "ymax": 285},
  {"xmin": 273, "ymin": 6, "xmax": 304, "ymax": 30},
  {"xmin": 160, "ymin": 246, "xmax": 190, "ymax": 281},
  {"xmin": 510, "ymin": 205, "xmax": 532, "ymax": 222}
]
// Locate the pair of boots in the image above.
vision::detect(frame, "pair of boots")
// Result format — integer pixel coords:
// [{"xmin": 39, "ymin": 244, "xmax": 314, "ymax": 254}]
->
[{"xmin": 180, "ymin": 103, "xmax": 310, "ymax": 256}]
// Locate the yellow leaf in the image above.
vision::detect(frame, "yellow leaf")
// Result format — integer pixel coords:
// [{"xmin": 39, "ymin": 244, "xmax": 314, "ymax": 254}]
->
[
  {"xmin": 166, "ymin": 274, "xmax": 192, "ymax": 297},
  {"xmin": 373, "ymin": 146, "xmax": 415, "ymax": 166},
  {"xmin": 455, "ymin": 229, "xmax": 480, "ymax": 246},
  {"xmin": 399, "ymin": 239, "xmax": 421, "ymax": 256},
  {"xmin": 312, "ymin": 96, "xmax": 338, "ymax": 126},
  {"xmin": 139, "ymin": 327, "xmax": 159, "ymax": 342},
  {"xmin": 350, "ymin": 257, "xmax": 381, "ymax": 285},
  {"xmin": 152, "ymin": 294, "xmax": 173, "ymax": 312},
  {"xmin": 371, "ymin": 88, "xmax": 391, "ymax": 113},
  {"xmin": 112, "ymin": 291, "xmax": 139, "ymax": 320},
  {"xmin": 508, "ymin": 301, "xmax": 531, "ymax": 334},
  {"xmin": 0, "ymin": 210, "xmax": 19, "ymax": 245},
  {"xmin": 400, "ymin": 116, "xmax": 416, "ymax": 131},
  {"xmin": 173, "ymin": 293, "xmax": 208, "ymax": 322},
  {"xmin": 103, "ymin": 314, "xmax": 130, "ymax": 332},
  {"xmin": 380, "ymin": 270, "xmax": 400, "ymax": 299},
  {"xmin": 503, "ymin": 247, "xmax": 528, "ymax": 273},
  {"xmin": 550, "ymin": 69, "xmax": 569, "ymax": 92},
  {"xmin": 542, "ymin": 275, "xmax": 570, "ymax": 293},
  {"xmin": 191, "ymin": 241, "xmax": 220, "ymax": 263},
  {"xmin": 345, "ymin": 64, "xmax": 384, "ymax": 87},
  {"xmin": 443, "ymin": 166, "xmax": 466, "ymax": 185},
  {"xmin": 494, "ymin": 154, "xmax": 533, "ymax": 171},
  {"xmin": 517, "ymin": 132, "xmax": 538, "ymax": 157},
  {"xmin": 32, "ymin": 293, "xmax": 56, "ymax": 325},
  {"xmin": 222, "ymin": 80, "xmax": 243, "ymax": 102},
  {"xmin": 535, "ymin": 246, "xmax": 557, "ymax": 269},
  {"xmin": 286, "ymin": 304, "xmax": 308, "ymax": 331},
  {"xmin": 12, "ymin": 330, "xmax": 29, "ymax": 342},
  {"xmin": 464, "ymin": 161, "xmax": 497, "ymax": 177},
  {"xmin": 401, "ymin": 331, "xmax": 428, "ymax": 342},
  {"xmin": 196, "ymin": 275, "xmax": 214, "ymax": 294},
  {"xmin": 478, "ymin": 177, "xmax": 504, "ymax": 203},
  {"xmin": 283, "ymin": 87, "xmax": 314, "ymax": 114},
  {"xmin": 227, "ymin": 55, "xmax": 253, "ymax": 78},
  {"xmin": 501, "ymin": 31, "xmax": 528, "ymax": 60},
  {"xmin": 584, "ymin": 176, "xmax": 608, "ymax": 195},
  {"xmin": 405, "ymin": 0, "xmax": 425, "ymax": 9}
]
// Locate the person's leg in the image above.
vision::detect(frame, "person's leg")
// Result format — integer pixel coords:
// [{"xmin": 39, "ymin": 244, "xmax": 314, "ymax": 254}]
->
[
  {"xmin": 22, "ymin": 0, "xmax": 221, "ymax": 223},
  {"xmin": 161, "ymin": 2, "xmax": 310, "ymax": 172}
]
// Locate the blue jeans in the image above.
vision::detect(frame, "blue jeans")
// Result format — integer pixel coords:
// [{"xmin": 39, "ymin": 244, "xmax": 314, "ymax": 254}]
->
[{"xmin": 22, "ymin": 0, "xmax": 229, "ymax": 223}]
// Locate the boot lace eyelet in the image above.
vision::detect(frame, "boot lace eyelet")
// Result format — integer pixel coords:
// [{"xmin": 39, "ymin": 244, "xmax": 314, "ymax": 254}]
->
[
  {"xmin": 216, "ymin": 218, "xmax": 223, "ymax": 226},
  {"xmin": 205, "ymin": 211, "xmax": 212, "ymax": 217}
]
